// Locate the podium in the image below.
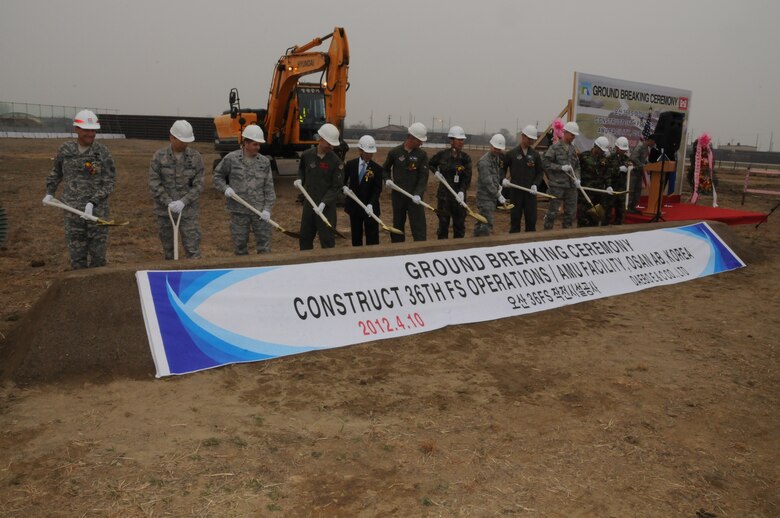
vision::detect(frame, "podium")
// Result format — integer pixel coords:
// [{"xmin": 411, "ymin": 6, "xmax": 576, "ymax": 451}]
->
[{"xmin": 643, "ymin": 160, "xmax": 676, "ymax": 220}]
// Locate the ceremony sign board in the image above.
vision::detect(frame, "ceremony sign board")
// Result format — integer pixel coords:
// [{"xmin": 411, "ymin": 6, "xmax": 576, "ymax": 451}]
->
[
  {"xmin": 572, "ymin": 71, "xmax": 693, "ymax": 191},
  {"xmin": 137, "ymin": 223, "xmax": 744, "ymax": 377}
]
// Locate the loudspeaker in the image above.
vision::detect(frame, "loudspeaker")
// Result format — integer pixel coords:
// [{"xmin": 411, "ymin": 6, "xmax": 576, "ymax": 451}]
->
[{"xmin": 650, "ymin": 111, "xmax": 685, "ymax": 161}]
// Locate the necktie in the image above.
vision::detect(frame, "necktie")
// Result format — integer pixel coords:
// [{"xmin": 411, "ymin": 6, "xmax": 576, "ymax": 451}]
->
[{"xmin": 359, "ymin": 161, "xmax": 367, "ymax": 182}]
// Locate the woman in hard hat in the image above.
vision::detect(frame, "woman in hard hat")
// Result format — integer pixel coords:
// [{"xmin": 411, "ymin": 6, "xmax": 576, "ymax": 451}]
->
[{"xmin": 213, "ymin": 124, "xmax": 276, "ymax": 254}]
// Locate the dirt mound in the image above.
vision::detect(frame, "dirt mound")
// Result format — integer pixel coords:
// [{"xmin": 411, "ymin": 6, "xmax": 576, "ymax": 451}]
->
[{"xmin": 0, "ymin": 221, "xmax": 751, "ymax": 385}]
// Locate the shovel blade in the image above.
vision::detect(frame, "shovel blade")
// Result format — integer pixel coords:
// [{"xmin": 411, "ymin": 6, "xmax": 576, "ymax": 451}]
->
[
  {"xmin": 382, "ymin": 224, "xmax": 404, "ymax": 236},
  {"xmin": 587, "ymin": 204, "xmax": 605, "ymax": 223},
  {"xmin": 279, "ymin": 228, "xmax": 302, "ymax": 239},
  {"xmin": 97, "ymin": 218, "xmax": 129, "ymax": 226},
  {"xmin": 468, "ymin": 210, "xmax": 489, "ymax": 225}
]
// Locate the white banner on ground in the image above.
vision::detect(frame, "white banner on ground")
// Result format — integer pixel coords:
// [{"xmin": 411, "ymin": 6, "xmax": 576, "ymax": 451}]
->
[{"xmin": 136, "ymin": 222, "xmax": 744, "ymax": 377}]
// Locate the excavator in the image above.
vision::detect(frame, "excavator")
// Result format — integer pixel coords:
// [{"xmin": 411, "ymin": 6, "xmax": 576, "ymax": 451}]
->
[{"xmin": 213, "ymin": 27, "xmax": 349, "ymax": 169}]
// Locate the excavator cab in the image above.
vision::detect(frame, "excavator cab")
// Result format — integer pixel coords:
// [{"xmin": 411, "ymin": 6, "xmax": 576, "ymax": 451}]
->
[{"xmin": 296, "ymin": 86, "xmax": 327, "ymax": 142}]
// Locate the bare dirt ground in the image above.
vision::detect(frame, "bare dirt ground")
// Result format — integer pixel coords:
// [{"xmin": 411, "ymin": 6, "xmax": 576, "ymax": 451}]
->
[{"xmin": 0, "ymin": 138, "xmax": 778, "ymax": 517}]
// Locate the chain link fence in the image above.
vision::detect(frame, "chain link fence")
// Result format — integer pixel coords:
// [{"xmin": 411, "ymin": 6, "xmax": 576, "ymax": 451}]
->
[{"xmin": 0, "ymin": 101, "xmax": 121, "ymax": 137}]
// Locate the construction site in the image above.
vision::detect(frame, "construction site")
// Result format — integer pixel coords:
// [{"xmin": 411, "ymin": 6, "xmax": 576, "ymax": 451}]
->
[{"xmin": 0, "ymin": 130, "xmax": 778, "ymax": 516}]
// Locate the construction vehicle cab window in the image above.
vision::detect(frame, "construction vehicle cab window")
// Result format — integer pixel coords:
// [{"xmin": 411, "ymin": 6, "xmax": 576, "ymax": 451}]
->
[{"xmin": 213, "ymin": 27, "xmax": 349, "ymax": 174}]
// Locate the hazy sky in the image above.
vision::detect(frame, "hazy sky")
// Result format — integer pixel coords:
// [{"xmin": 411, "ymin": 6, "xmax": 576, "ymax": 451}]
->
[{"xmin": 2, "ymin": 0, "xmax": 778, "ymax": 149}]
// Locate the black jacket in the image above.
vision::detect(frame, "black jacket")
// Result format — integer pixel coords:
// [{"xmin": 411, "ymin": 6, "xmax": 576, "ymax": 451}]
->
[{"xmin": 344, "ymin": 157, "xmax": 383, "ymax": 216}]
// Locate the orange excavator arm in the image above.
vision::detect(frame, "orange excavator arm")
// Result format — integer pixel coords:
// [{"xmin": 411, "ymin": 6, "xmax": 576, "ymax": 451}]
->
[{"xmin": 265, "ymin": 27, "xmax": 349, "ymax": 146}]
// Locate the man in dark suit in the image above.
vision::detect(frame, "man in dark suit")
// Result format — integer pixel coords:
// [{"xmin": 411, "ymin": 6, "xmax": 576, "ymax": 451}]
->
[{"xmin": 344, "ymin": 135, "xmax": 383, "ymax": 246}]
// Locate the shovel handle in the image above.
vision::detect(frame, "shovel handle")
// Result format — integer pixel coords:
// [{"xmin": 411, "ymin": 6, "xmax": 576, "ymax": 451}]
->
[
  {"xmin": 44, "ymin": 197, "xmax": 99, "ymax": 222},
  {"xmin": 229, "ymin": 191, "xmax": 283, "ymax": 231},
  {"xmin": 385, "ymin": 179, "xmax": 436, "ymax": 212},
  {"xmin": 502, "ymin": 180, "xmax": 557, "ymax": 199},
  {"xmin": 343, "ymin": 186, "xmax": 403, "ymax": 235},
  {"xmin": 582, "ymin": 186, "xmax": 629, "ymax": 195},
  {"xmin": 625, "ymin": 166, "xmax": 633, "ymax": 210},
  {"xmin": 433, "ymin": 171, "xmax": 466, "ymax": 207},
  {"xmin": 294, "ymin": 181, "xmax": 333, "ymax": 227},
  {"xmin": 167, "ymin": 207, "xmax": 182, "ymax": 260},
  {"xmin": 342, "ymin": 186, "xmax": 382, "ymax": 226},
  {"xmin": 562, "ymin": 169, "xmax": 597, "ymax": 207}
]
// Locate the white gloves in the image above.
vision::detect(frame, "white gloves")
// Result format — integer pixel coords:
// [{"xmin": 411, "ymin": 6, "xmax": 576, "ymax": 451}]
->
[
  {"xmin": 365, "ymin": 203, "xmax": 374, "ymax": 215},
  {"xmin": 619, "ymin": 165, "xmax": 628, "ymax": 173},
  {"xmin": 385, "ymin": 179, "xmax": 393, "ymax": 187},
  {"xmin": 573, "ymin": 179, "xmax": 581, "ymax": 188},
  {"xmin": 530, "ymin": 184, "xmax": 538, "ymax": 193},
  {"xmin": 561, "ymin": 165, "xmax": 573, "ymax": 173},
  {"xmin": 168, "ymin": 200, "xmax": 185, "ymax": 213},
  {"xmin": 293, "ymin": 179, "xmax": 303, "ymax": 188},
  {"xmin": 82, "ymin": 202, "xmax": 94, "ymax": 219},
  {"xmin": 317, "ymin": 202, "xmax": 326, "ymax": 215},
  {"xmin": 260, "ymin": 209, "xmax": 271, "ymax": 222},
  {"xmin": 498, "ymin": 195, "xmax": 507, "ymax": 205},
  {"xmin": 412, "ymin": 195, "xmax": 421, "ymax": 205},
  {"xmin": 606, "ymin": 186, "xmax": 614, "ymax": 194},
  {"xmin": 43, "ymin": 194, "xmax": 53, "ymax": 205},
  {"xmin": 224, "ymin": 187, "xmax": 236, "ymax": 198},
  {"xmin": 501, "ymin": 178, "xmax": 510, "ymax": 188},
  {"xmin": 456, "ymin": 192, "xmax": 465, "ymax": 203}
]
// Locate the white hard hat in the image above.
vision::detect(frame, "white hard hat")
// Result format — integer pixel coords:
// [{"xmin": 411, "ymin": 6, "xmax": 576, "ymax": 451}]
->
[
  {"xmin": 563, "ymin": 121, "xmax": 580, "ymax": 136},
  {"xmin": 521, "ymin": 125, "xmax": 538, "ymax": 140},
  {"xmin": 447, "ymin": 125, "xmax": 466, "ymax": 140},
  {"xmin": 594, "ymin": 136, "xmax": 610, "ymax": 153},
  {"xmin": 317, "ymin": 123, "xmax": 341, "ymax": 146},
  {"xmin": 489, "ymin": 133, "xmax": 506, "ymax": 150},
  {"xmin": 73, "ymin": 109, "xmax": 100, "ymax": 130},
  {"xmin": 615, "ymin": 136, "xmax": 630, "ymax": 152},
  {"xmin": 408, "ymin": 122, "xmax": 428, "ymax": 142},
  {"xmin": 170, "ymin": 120, "xmax": 195, "ymax": 143},
  {"xmin": 358, "ymin": 135, "xmax": 377, "ymax": 153},
  {"xmin": 242, "ymin": 124, "xmax": 266, "ymax": 143}
]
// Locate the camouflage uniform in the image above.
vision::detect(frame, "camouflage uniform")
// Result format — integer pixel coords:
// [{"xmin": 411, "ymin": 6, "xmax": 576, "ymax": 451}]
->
[
  {"xmin": 628, "ymin": 140, "xmax": 650, "ymax": 210},
  {"xmin": 577, "ymin": 149, "xmax": 609, "ymax": 227},
  {"xmin": 214, "ymin": 149, "xmax": 276, "ymax": 254},
  {"xmin": 542, "ymin": 140, "xmax": 580, "ymax": 230},
  {"xmin": 504, "ymin": 145, "xmax": 544, "ymax": 232},
  {"xmin": 474, "ymin": 151, "xmax": 504, "ymax": 237},
  {"xmin": 429, "ymin": 148, "xmax": 472, "ymax": 239},
  {"xmin": 383, "ymin": 145, "xmax": 429, "ymax": 242},
  {"xmin": 45, "ymin": 140, "xmax": 116, "ymax": 268},
  {"xmin": 297, "ymin": 146, "xmax": 344, "ymax": 250},
  {"xmin": 149, "ymin": 145, "xmax": 204, "ymax": 259},
  {"xmin": 604, "ymin": 151, "xmax": 631, "ymax": 225}
]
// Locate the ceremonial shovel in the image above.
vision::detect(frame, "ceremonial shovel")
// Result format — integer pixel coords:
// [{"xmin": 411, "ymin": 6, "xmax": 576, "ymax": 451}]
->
[
  {"xmin": 433, "ymin": 171, "xmax": 488, "ymax": 224},
  {"xmin": 167, "ymin": 207, "xmax": 182, "ymax": 260},
  {"xmin": 228, "ymin": 192, "xmax": 302, "ymax": 239},
  {"xmin": 342, "ymin": 186, "xmax": 403, "ymax": 236},
  {"xmin": 501, "ymin": 178, "xmax": 558, "ymax": 199},
  {"xmin": 384, "ymin": 179, "xmax": 448, "ymax": 217},
  {"xmin": 564, "ymin": 170, "xmax": 605, "ymax": 222},
  {"xmin": 293, "ymin": 180, "xmax": 346, "ymax": 239},
  {"xmin": 44, "ymin": 197, "xmax": 129, "ymax": 226}
]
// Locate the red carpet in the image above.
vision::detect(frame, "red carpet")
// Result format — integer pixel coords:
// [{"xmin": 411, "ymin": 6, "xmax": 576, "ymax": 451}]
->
[{"xmin": 623, "ymin": 195, "xmax": 768, "ymax": 226}]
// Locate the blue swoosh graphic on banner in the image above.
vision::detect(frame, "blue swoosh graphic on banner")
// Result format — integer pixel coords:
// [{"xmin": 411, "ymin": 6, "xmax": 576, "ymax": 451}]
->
[
  {"xmin": 149, "ymin": 268, "xmax": 315, "ymax": 374},
  {"xmin": 667, "ymin": 223, "xmax": 744, "ymax": 275}
]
